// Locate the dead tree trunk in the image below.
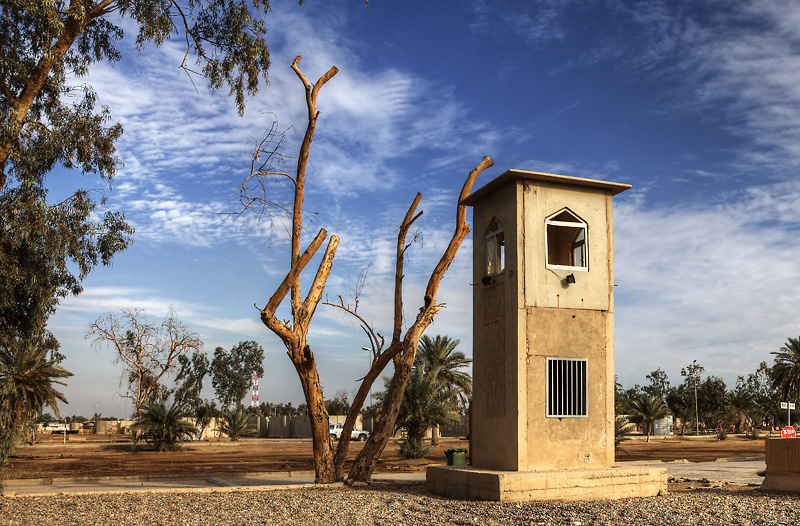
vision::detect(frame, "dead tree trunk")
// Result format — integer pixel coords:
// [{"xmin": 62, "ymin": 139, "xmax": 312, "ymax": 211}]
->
[
  {"xmin": 254, "ymin": 56, "xmax": 340, "ymax": 483},
  {"xmin": 345, "ymin": 157, "xmax": 494, "ymax": 484}
]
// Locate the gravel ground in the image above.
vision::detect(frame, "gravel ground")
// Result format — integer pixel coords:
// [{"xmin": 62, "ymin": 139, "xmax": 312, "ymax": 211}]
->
[{"xmin": 1, "ymin": 483, "xmax": 797, "ymax": 526}]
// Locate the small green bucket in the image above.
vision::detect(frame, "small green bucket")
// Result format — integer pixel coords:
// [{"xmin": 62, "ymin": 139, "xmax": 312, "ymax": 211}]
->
[{"xmin": 445, "ymin": 448, "xmax": 467, "ymax": 466}]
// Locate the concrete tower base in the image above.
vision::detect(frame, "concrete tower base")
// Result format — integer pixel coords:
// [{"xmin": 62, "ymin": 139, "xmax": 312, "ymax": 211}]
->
[{"xmin": 426, "ymin": 465, "xmax": 667, "ymax": 502}]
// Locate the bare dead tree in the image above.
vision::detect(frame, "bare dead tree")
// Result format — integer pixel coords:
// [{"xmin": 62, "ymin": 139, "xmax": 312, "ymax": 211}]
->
[
  {"xmin": 250, "ymin": 56, "xmax": 341, "ymax": 483},
  {"xmin": 320, "ymin": 157, "xmax": 494, "ymax": 482},
  {"xmin": 241, "ymin": 56, "xmax": 493, "ymax": 484},
  {"xmin": 87, "ymin": 307, "xmax": 203, "ymax": 416}
]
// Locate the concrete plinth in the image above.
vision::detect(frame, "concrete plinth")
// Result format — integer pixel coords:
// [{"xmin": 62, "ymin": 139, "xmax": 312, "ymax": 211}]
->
[
  {"xmin": 426, "ymin": 465, "xmax": 667, "ymax": 502},
  {"xmin": 762, "ymin": 438, "xmax": 800, "ymax": 493}
]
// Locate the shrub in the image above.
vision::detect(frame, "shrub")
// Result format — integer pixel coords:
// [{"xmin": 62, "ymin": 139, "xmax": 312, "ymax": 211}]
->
[
  {"xmin": 131, "ymin": 397, "xmax": 198, "ymax": 451},
  {"xmin": 399, "ymin": 439, "xmax": 429, "ymax": 459},
  {"xmin": 615, "ymin": 415, "xmax": 634, "ymax": 450},
  {"xmin": 220, "ymin": 406, "xmax": 254, "ymax": 441}
]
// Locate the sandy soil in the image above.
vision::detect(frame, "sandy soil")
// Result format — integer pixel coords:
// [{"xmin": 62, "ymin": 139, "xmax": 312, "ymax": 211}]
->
[{"xmin": 4, "ymin": 433, "xmax": 766, "ymax": 480}]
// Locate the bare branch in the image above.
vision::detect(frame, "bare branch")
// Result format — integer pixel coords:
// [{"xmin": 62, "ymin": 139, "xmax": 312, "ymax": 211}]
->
[
  {"xmin": 302, "ymin": 235, "xmax": 340, "ymax": 322},
  {"xmin": 261, "ymin": 228, "xmax": 328, "ymax": 317},
  {"xmin": 87, "ymin": 307, "xmax": 203, "ymax": 415},
  {"xmin": 424, "ymin": 156, "xmax": 493, "ymax": 305},
  {"xmin": 392, "ymin": 193, "xmax": 423, "ymax": 343}
]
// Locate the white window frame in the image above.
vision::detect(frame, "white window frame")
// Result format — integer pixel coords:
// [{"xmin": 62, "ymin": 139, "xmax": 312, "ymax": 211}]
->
[
  {"xmin": 546, "ymin": 357, "xmax": 588, "ymax": 418},
  {"xmin": 545, "ymin": 208, "xmax": 588, "ymax": 272}
]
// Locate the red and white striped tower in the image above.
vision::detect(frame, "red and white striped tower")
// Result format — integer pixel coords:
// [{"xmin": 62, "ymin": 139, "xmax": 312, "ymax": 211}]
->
[{"xmin": 251, "ymin": 375, "xmax": 259, "ymax": 408}]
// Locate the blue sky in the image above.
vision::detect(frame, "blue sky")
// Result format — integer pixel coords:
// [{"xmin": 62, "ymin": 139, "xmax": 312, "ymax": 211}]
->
[{"xmin": 45, "ymin": 0, "xmax": 800, "ymax": 418}]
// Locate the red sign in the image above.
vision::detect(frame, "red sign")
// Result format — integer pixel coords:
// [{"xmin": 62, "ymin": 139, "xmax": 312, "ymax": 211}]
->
[{"xmin": 782, "ymin": 426, "xmax": 796, "ymax": 438}]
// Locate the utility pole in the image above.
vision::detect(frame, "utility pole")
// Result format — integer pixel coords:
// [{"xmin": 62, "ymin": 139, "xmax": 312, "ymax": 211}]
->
[
  {"xmin": 693, "ymin": 361, "xmax": 700, "ymax": 435},
  {"xmin": 682, "ymin": 360, "xmax": 703, "ymax": 435}
]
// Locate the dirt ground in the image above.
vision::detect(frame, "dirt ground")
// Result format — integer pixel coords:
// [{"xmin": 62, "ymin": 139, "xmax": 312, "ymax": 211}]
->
[{"xmin": 3, "ymin": 433, "xmax": 766, "ymax": 480}]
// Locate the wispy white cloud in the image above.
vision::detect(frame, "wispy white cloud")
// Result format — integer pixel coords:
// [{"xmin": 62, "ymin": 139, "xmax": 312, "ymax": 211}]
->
[{"xmin": 614, "ymin": 178, "xmax": 800, "ymax": 385}]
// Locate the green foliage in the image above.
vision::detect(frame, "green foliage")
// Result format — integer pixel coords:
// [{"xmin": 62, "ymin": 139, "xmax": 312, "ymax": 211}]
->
[
  {"xmin": 173, "ymin": 350, "xmax": 210, "ymax": 411},
  {"xmin": 210, "ymin": 341, "xmax": 264, "ymax": 410},
  {"xmin": 615, "ymin": 415, "xmax": 633, "ymax": 450},
  {"xmin": 89, "ymin": 308, "xmax": 203, "ymax": 414},
  {"xmin": 1, "ymin": 0, "xmax": 272, "ymax": 183},
  {"xmin": 325, "ymin": 389, "xmax": 351, "ymax": 416},
  {"xmin": 0, "ymin": 187, "xmax": 132, "ymax": 350},
  {"xmin": 35, "ymin": 412, "xmax": 55, "ymax": 424},
  {"xmin": 737, "ymin": 362, "xmax": 780, "ymax": 428},
  {"xmin": 771, "ymin": 337, "xmax": 800, "ymax": 402},
  {"xmin": 257, "ymin": 401, "xmax": 303, "ymax": 417},
  {"xmin": 398, "ymin": 439, "xmax": 429, "ymax": 459},
  {"xmin": 416, "ymin": 335, "xmax": 472, "ymax": 410},
  {"xmin": 0, "ymin": 336, "xmax": 71, "ymax": 423},
  {"xmin": 628, "ymin": 394, "xmax": 668, "ymax": 442},
  {"xmin": 393, "ymin": 367, "xmax": 459, "ymax": 457},
  {"xmin": 2, "ymin": 0, "xmax": 275, "ymax": 366},
  {"xmin": 0, "ymin": 336, "xmax": 72, "ymax": 486},
  {"xmin": 130, "ymin": 397, "xmax": 197, "ymax": 451},
  {"xmin": 643, "ymin": 368, "xmax": 670, "ymax": 403},
  {"xmin": 193, "ymin": 400, "xmax": 218, "ymax": 439},
  {"xmin": 220, "ymin": 405, "xmax": 254, "ymax": 441},
  {"xmin": 665, "ymin": 362, "xmax": 732, "ymax": 432}
]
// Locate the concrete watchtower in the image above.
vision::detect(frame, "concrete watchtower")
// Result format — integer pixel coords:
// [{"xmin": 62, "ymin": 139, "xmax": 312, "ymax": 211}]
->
[{"xmin": 427, "ymin": 169, "xmax": 666, "ymax": 501}]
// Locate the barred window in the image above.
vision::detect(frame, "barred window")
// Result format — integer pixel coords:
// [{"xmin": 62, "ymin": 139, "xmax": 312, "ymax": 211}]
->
[{"xmin": 546, "ymin": 358, "xmax": 588, "ymax": 418}]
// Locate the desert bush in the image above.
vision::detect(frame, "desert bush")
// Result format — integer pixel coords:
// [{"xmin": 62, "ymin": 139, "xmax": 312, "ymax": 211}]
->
[
  {"xmin": 399, "ymin": 439, "xmax": 429, "ymax": 459},
  {"xmin": 131, "ymin": 397, "xmax": 197, "ymax": 451}
]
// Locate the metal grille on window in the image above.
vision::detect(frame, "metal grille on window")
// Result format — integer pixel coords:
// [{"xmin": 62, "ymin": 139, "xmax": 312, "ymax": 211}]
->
[{"xmin": 546, "ymin": 358, "xmax": 588, "ymax": 417}]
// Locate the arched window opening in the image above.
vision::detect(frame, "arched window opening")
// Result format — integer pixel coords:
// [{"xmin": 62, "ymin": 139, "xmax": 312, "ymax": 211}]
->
[
  {"xmin": 485, "ymin": 218, "xmax": 505, "ymax": 276},
  {"xmin": 545, "ymin": 208, "xmax": 588, "ymax": 270}
]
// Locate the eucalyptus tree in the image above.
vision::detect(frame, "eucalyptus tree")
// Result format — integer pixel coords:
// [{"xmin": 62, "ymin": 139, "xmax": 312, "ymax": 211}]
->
[
  {"xmin": 1, "ymin": 0, "xmax": 276, "ymax": 363},
  {"xmin": 210, "ymin": 341, "xmax": 265, "ymax": 410},
  {"xmin": 0, "ymin": 0, "xmax": 272, "ymax": 185}
]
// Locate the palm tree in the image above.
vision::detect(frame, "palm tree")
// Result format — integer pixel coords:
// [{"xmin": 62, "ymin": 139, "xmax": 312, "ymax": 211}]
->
[
  {"xmin": 130, "ymin": 397, "xmax": 197, "ymax": 451},
  {"xmin": 416, "ymin": 335, "xmax": 472, "ymax": 445},
  {"xmin": 629, "ymin": 394, "xmax": 669, "ymax": 442},
  {"xmin": 394, "ymin": 367, "xmax": 459, "ymax": 458},
  {"xmin": 220, "ymin": 405, "xmax": 254, "ymax": 441},
  {"xmin": 727, "ymin": 389, "xmax": 753, "ymax": 433},
  {"xmin": 417, "ymin": 335, "xmax": 473, "ymax": 406},
  {"xmin": 771, "ymin": 337, "xmax": 800, "ymax": 402},
  {"xmin": 614, "ymin": 415, "xmax": 634, "ymax": 450},
  {"xmin": 0, "ymin": 337, "xmax": 71, "ymax": 425}
]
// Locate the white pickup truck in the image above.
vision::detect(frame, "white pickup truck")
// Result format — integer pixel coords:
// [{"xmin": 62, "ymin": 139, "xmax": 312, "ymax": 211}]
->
[{"xmin": 329, "ymin": 423, "xmax": 369, "ymax": 441}]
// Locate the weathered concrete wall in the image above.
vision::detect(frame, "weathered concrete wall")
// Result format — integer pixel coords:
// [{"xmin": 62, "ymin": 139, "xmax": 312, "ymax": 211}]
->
[
  {"xmin": 762, "ymin": 438, "xmax": 800, "ymax": 493},
  {"xmin": 521, "ymin": 182, "xmax": 613, "ymax": 311},
  {"xmin": 441, "ymin": 416, "xmax": 469, "ymax": 437},
  {"xmin": 524, "ymin": 307, "xmax": 613, "ymax": 469},
  {"xmin": 267, "ymin": 415, "xmax": 311, "ymax": 438},
  {"xmin": 470, "ymin": 180, "xmax": 521, "ymax": 470}
]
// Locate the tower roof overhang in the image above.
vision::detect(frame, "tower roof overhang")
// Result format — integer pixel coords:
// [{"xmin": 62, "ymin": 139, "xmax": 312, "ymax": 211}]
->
[{"xmin": 461, "ymin": 169, "xmax": 631, "ymax": 207}]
